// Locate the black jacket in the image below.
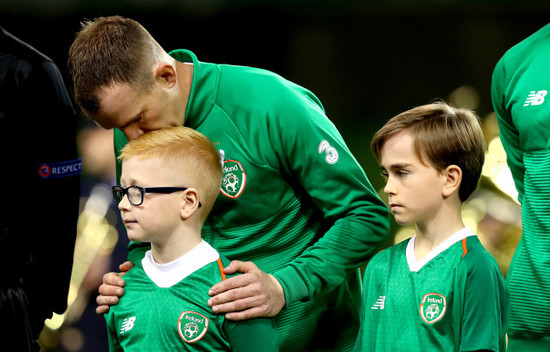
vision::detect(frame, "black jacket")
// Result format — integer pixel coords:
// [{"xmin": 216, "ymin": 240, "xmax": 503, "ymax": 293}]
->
[{"xmin": 0, "ymin": 26, "xmax": 80, "ymax": 344}]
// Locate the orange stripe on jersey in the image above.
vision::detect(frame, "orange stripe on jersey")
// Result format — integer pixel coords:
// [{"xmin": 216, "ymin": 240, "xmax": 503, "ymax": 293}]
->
[
  {"xmin": 461, "ymin": 238, "xmax": 468, "ymax": 257},
  {"xmin": 217, "ymin": 257, "xmax": 226, "ymax": 281},
  {"xmin": 120, "ymin": 267, "xmax": 133, "ymax": 278}
]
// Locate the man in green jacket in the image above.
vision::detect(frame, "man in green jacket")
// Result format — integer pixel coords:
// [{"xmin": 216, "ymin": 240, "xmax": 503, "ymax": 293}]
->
[
  {"xmin": 68, "ymin": 16, "xmax": 390, "ymax": 351},
  {"xmin": 491, "ymin": 23, "xmax": 550, "ymax": 351}
]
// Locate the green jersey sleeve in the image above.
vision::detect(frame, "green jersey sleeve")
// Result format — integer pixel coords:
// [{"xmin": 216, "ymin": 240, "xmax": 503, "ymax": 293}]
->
[
  {"xmin": 224, "ymin": 318, "xmax": 279, "ymax": 352},
  {"xmin": 457, "ymin": 249, "xmax": 509, "ymax": 352},
  {"xmin": 491, "ymin": 57, "xmax": 525, "ymax": 201}
]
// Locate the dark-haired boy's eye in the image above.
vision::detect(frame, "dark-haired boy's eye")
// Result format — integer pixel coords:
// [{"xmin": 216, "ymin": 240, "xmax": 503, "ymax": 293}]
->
[{"xmin": 397, "ymin": 170, "xmax": 409, "ymax": 178}]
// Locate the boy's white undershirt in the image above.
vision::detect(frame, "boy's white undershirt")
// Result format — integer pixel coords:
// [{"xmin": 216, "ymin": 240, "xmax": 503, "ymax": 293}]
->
[
  {"xmin": 142, "ymin": 239, "xmax": 220, "ymax": 288},
  {"xmin": 406, "ymin": 227, "xmax": 475, "ymax": 272}
]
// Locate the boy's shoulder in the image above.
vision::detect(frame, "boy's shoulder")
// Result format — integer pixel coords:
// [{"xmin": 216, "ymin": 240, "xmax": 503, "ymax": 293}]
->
[
  {"xmin": 217, "ymin": 252, "xmax": 241, "ymax": 281},
  {"xmin": 458, "ymin": 235, "xmax": 507, "ymax": 289},
  {"xmin": 460, "ymin": 235, "xmax": 500, "ymax": 269},
  {"xmin": 366, "ymin": 239, "xmax": 409, "ymax": 271},
  {"xmin": 374, "ymin": 238, "xmax": 409, "ymax": 259}
]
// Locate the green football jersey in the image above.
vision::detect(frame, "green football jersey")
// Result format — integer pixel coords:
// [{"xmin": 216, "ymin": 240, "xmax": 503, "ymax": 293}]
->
[
  {"xmin": 105, "ymin": 241, "xmax": 278, "ymax": 351},
  {"xmin": 354, "ymin": 228, "xmax": 509, "ymax": 352},
  {"xmin": 491, "ymin": 23, "xmax": 550, "ymax": 337},
  {"xmin": 114, "ymin": 49, "xmax": 390, "ymax": 351}
]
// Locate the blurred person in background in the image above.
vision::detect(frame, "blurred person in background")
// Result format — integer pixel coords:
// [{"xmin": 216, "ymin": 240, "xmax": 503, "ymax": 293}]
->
[{"xmin": 0, "ymin": 26, "xmax": 80, "ymax": 351}]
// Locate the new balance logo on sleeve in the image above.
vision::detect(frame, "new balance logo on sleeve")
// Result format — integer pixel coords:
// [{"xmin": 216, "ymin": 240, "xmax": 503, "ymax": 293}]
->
[
  {"xmin": 371, "ymin": 295, "xmax": 386, "ymax": 310},
  {"xmin": 523, "ymin": 90, "xmax": 547, "ymax": 106},
  {"xmin": 120, "ymin": 316, "xmax": 136, "ymax": 334}
]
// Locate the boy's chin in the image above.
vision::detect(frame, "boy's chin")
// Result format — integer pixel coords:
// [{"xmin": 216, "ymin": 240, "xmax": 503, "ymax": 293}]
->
[
  {"xmin": 127, "ymin": 233, "xmax": 149, "ymax": 243},
  {"xmin": 394, "ymin": 217, "xmax": 413, "ymax": 226}
]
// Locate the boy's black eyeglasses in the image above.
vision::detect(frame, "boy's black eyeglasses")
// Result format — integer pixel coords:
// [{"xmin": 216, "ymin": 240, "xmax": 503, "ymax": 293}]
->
[{"xmin": 112, "ymin": 185, "xmax": 202, "ymax": 207}]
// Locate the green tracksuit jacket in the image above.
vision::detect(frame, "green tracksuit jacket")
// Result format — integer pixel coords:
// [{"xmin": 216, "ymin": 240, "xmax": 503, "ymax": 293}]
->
[
  {"xmin": 115, "ymin": 49, "xmax": 390, "ymax": 351},
  {"xmin": 491, "ymin": 23, "xmax": 550, "ymax": 337}
]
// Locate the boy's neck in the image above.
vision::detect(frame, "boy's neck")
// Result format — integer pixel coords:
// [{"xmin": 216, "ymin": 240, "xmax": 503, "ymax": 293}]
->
[
  {"xmin": 413, "ymin": 203, "xmax": 465, "ymax": 261},
  {"xmin": 150, "ymin": 230, "xmax": 202, "ymax": 264}
]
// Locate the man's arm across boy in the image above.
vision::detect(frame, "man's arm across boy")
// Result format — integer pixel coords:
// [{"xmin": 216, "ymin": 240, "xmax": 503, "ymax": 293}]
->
[{"xmin": 206, "ymin": 91, "xmax": 391, "ymax": 319}]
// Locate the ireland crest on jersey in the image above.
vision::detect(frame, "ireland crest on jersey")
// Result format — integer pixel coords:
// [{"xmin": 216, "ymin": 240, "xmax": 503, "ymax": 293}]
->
[
  {"xmin": 220, "ymin": 160, "xmax": 246, "ymax": 198},
  {"xmin": 178, "ymin": 311, "xmax": 209, "ymax": 343},
  {"xmin": 419, "ymin": 293, "xmax": 446, "ymax": 324}
]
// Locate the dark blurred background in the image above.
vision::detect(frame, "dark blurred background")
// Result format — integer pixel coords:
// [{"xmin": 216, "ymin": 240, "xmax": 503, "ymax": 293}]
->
[{"xmin": 1, "ymin": 1, "xmax": 547, "ymax": 350}]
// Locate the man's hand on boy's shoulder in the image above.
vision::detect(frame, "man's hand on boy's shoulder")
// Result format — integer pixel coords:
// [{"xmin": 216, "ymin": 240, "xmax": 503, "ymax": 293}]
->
[
  {"xmin": 207, "ymin": 260, "xmax": 285, "ymax": 321},
  {"xmin": 96, "ymin": 261, "xmax": 134, "ymax": 315}
]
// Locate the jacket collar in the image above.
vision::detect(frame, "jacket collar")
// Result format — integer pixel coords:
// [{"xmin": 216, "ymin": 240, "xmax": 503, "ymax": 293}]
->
[{"xmin": 168, "ymin": 49, "xmax": 220, "ymax": 129}]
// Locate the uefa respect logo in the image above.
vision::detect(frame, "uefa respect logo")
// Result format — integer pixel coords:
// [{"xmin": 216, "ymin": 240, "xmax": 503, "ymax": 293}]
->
[{"xmin": 38, "ymin": 158, "xmax": 82, "ymax": 179}]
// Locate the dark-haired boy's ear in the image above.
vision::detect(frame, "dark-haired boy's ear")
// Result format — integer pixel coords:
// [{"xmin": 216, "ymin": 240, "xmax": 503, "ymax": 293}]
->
[
  {"xmin": 180, "ymin": 188, "xmax": 201, "ymax": 220},
  {"xmin": 154, "ymin": 62, "xmax": 177, "ymax": 88},
  {"xmin": 442, "ymin": 165, "xmax": 462, "ymax": 198}
]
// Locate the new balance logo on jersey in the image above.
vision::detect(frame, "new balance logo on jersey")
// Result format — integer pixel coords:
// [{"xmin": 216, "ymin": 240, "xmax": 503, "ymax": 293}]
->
[
  {"xmin": 371, "ymin": 295, "xmax": 386, "ymax": 310},
  {"xmin": 523, "ymin": 90, "xmax": 547, "ymax": 106},
  {"xmin": 120, "ymin": 316, "xmax": 136, "ymax": 334}
]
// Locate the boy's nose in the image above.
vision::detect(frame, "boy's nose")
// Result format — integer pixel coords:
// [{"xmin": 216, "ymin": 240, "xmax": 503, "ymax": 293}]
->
[
  {"xmin": 383, "ymin": 179, "xmax": 396, "ymax": 195},
  {"xmin": 118, "ymin": 193, "xmax": 132, "ymax": 210}
]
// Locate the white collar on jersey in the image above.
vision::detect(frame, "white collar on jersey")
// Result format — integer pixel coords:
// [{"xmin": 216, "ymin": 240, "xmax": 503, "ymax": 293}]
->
[
  {"xmin": 406, "ymin": 227, "xmax": 475, "ymax": 272},
  {"xmin": 142, "ymin": 240, "xmax": 220, "ymax": 288}
]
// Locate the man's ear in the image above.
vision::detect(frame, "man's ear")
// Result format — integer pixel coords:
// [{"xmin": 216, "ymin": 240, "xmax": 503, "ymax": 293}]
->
[
  {"xmin": 180, "ymin": 188, "xmax": 201, "ymax": 220},
  {"xmin": 442, "ymin": 165, "xmax": 462, "ymax": 198},
  {"xmin": 154, "ymin": 62, "xmax": 177, "ymax": 88}
]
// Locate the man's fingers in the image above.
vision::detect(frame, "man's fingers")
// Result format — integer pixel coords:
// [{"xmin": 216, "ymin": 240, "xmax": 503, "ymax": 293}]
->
[
  {"xmin": 98, "ymin": 284, "xmax": 124, "ymax": 297},
  {"xmin": 208, "ymin": 261, "xmax": 285, "ymax": 319},
  {"xmin": 96, "ymin": 293, "xmax": 119, "ymax": 306},
  {"xmin": 95, "ymin": 265, "xmax": 131, "ymax": 316},
  {"xmin": 222, "ymin": 260, "xmax": 257, "ymax": 275},
  {"xmin": 208, "ymin": 274, "xmax": 255, "ymax": 297},
  {"xmin": 103, "ymin": 272, "xmax": 126, "ymax": 287},
  {"xmin": 209, "ymin": 292, "xmax": 263, "ymax": 313},
  {"xmin": 225, "ymin": 306, "xmax": 270, "ymax": 321},
  {"xmin": 95, "ymin": 304, "xmax": 111, "ymax": 315},
  {"xmin": 98, "ymin": 276, "xmax": 125, "ymax": 295},
  {"xmin": 119, "ymin": 261, "xmax": 134, "ymax": 272}
]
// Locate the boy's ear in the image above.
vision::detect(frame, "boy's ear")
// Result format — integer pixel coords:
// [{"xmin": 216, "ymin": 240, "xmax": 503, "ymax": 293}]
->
[
  {"xmin": 154, "ymin": 62, "xmax": 177, "ymax": 88},
  {"xmin": 442, "ymin": 165, "xmax": 462, "ymax": 198},
  {"xmin": 180, "ymin": 188, "xmax": 201, "ymax": 220}
]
